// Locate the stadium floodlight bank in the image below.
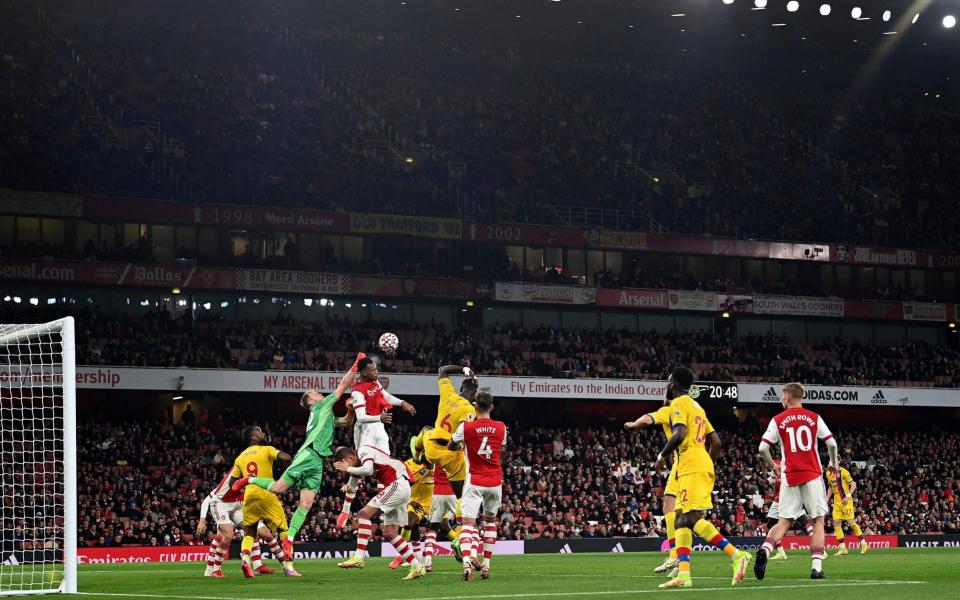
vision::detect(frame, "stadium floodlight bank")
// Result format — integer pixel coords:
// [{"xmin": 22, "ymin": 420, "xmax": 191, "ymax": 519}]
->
[{"xmin": 0, "ymin": 319, "xmax": 77, "ymax": 595}]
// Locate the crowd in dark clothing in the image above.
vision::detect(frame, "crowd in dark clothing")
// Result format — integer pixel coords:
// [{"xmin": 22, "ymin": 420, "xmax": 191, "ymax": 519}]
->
[
  {"xmin": 2, "ymin": 1, "xmax": 959, "ymax": 252},
  {"xmin": 67, "ymin": 416, "xmax": 960, "ymax": 549}
]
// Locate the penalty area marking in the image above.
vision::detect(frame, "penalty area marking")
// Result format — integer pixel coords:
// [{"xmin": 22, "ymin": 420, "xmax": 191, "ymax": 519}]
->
[
  {"xmin": 80, "ymin": 569, "xmax": 925, "ymax": 585},
  {"xmin": 505, "ymin": 572, "xmax": 927, "ymax": 584},
  {"xmin": 76, "ymin": 594, "xmax": 285, "ymax": 600},
  {"xmin": 81, "ymin": 569, "xmax": 197, "ymax": 575}
]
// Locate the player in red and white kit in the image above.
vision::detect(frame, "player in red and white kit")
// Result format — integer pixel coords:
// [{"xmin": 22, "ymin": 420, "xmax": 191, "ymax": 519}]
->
[
  {"xmin": 197, "ymin": 469, "xmax": 276, "ymax": 577},
  {"xmin": 333, "ymin": 444, "xmax": 427, "ymax": 581},
  {"xmin": 755, "ymin": 382, "xmax": 838, "ymax": 581},
  {"xmin": 425, "ymin": 461, "xmax": 461, "ymax": 570},
  {"xmin": 448, "ymin": 390, "xmax": 506, "ymax": 582},
  {"xmin": 337, "ymin": 357, "xmax": 417, "ymax": 527},
  {"xmin": 765, "ymin": 458, "xmax": 815, "ymax": 561}
]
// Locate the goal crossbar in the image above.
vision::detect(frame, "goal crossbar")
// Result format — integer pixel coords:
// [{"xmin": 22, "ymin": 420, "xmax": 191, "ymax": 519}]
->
[{"xmin": 0, "ymin": 320, "xmax": 75, "ymax": 347}]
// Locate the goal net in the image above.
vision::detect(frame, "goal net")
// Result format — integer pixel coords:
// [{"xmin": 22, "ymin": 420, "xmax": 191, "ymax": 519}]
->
[{"xmin": 0, "ymin": 319, "xmax": 76, "ymax": 595}]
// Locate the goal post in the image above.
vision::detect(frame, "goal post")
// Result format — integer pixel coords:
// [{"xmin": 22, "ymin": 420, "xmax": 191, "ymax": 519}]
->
[{"xmin": 0, "ymin": 318, "xmax": 77, "ymax": 595}]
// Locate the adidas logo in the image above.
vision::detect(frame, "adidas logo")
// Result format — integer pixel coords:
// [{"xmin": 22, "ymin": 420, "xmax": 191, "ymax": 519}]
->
[
  {"xmin": 3, "ymin": 555, "xmax": 18, "ymax": 566},
  {"xmin": 610, "ymin": 543, "xmax": 625, "ymax": 553},
  {"xmin": 872, "ymin": 390, "xmax": 885, "ymax": 402},
  {"xmin": 762, "ymin": 387, "xmax": 779, "ymax": 402},
  {"xmin": 559, "ymin": 544, "xmax": 573, "ymax": 554}
]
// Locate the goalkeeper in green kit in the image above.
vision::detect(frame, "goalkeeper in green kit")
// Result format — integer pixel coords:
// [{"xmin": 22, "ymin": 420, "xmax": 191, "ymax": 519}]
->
[{"xmin": 233, "ymin": 352, "xmax": 366, "ymax": 560}]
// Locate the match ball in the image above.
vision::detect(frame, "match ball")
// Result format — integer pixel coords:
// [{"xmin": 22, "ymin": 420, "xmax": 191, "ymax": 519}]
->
[{"xmin": 378, "ymin": 332, "xmax": 399, "ymax": 354}]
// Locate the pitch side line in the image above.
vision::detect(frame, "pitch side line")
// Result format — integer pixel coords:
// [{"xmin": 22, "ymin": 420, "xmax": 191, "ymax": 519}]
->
[
  {"xmin": 383, "ymin": 580, "xmax": 925, "ymax": 600},
  {"xmin": 74, "ymin": 580, "xmax": 925, "ymax": 600}
]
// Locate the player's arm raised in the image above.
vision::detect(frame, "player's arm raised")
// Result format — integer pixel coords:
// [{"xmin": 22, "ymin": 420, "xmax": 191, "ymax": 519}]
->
[
  {"xmin": 382, "ymin": 389, "xmax": 416, "ymax": 416},
  {"xmin": 334, "ymin": 352, "xmax": 366, "ymax": 398},
  {"xmin": 439, "ymin": 364, "xmax": 473, "ymax": 380},
  {"xmin": 624, "ymin": 413, "xmax": 657, "ymax": 430}
]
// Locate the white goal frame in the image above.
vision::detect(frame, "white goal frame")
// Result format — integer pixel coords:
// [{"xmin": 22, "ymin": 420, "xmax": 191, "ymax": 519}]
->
[{"xmin": 0, "ymin": 318, "xmax": 76, "ymax": 595}]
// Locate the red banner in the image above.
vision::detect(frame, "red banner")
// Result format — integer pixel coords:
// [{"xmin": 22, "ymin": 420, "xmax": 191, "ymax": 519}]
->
[
  {"xmin": 833, "ymin": 244, "xmax": 960, "ymax": 269},
  {"xmin": 1, "ymin": 194, "xmax": 936, "ymax": 270},
  {"xmin": 198, "ymin": 205, "xmax": 349, "ymax": 233},
  {"xmin": 78, "ymin": 542, "xmax": 363, "ymax": 564},
  {"xmin": 402, "ymin": 278, "xmax": 475, "ymax": 298},
  {"xmin": 843, "ymin": 300, "xmax": 905, "ymax": 320},
  {"xmin": 350, "ymin": 276, "xmax": 404, "ymax": 297},
  {"xmin": 779, "ymin": 535, "xmax": 898, "ymax": 551},
  {"xmin": 0, "ymin": 260, "xmax": 234, "ymax": 289},
  {"xmin": 595, "ymin": 288, "xmax": 669, "ymax": 309},
  {"xmin": 462, "ymin": 221, "xmax": 587, "ymax": 247},
  {"xmin": 78, "ymin": 545, "xmax": 208, "ymax": 564},
  {"xmin": 84, "ymin": 196, "xmax": 349, "ymax": 233}
]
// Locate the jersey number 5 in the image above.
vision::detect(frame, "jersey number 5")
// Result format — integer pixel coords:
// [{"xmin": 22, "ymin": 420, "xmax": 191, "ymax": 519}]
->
[
  {"xmin": 440, "ymin": 414, "xmax": 453, "ymax": 433},
  {"xmin": 477, "ymin": 436, "xmax": 494, "ymax": 459}
]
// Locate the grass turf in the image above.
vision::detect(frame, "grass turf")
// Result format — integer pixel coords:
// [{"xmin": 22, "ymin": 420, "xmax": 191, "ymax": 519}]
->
[{"xmin": 74, "ymin": 548, "xmax": 959, "ymax": 600}]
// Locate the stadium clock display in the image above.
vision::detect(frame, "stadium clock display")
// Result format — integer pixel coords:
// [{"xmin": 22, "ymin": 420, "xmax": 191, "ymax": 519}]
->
[{"xmin": 696, "ymin": 382, "xmax": 740, "ymax": 404}]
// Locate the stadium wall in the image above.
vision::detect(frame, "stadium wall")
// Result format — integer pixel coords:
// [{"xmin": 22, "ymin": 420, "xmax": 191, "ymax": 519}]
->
[
  {"xmin": 46, "ymin": 366, "xmax": 960, "ymax": 406},
  {"xmin": 69, "ymin": 536, "xmax": 960, "ymax": 564}
]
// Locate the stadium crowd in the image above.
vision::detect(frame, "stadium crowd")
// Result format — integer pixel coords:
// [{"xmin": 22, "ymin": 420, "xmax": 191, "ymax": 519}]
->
[
  {"xmin": 3, "ymin": 1, "xmax": 960, "ymax": 251},
  {"xmin": 43, "ymin": 308, "xmax": 960, "ymax": 388},
  {"xmin": 66, "ymin": 415, "xmax": 960, "ymax": 550}
]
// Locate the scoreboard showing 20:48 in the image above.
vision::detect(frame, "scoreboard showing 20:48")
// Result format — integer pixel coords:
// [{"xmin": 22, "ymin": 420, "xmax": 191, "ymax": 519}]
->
[{"xmin": 694, "ymin": 381, "xmax": 740, "ymax": 406}]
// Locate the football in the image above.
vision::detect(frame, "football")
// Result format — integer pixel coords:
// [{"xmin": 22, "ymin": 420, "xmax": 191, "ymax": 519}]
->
[{"xmin": 378, "ymin": 332, "xmax": 399, "ymax": 353}]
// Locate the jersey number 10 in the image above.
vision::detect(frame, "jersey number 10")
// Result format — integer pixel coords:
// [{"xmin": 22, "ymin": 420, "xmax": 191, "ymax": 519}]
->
[{"xmin": 785, "ymin": 425, "xmax": 814, "ymax": 453}]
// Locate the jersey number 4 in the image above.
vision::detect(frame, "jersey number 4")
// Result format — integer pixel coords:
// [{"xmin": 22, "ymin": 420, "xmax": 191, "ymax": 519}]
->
[{"xmin": 477, "ymin": 436, "xmax": 494, "ymax": 459}]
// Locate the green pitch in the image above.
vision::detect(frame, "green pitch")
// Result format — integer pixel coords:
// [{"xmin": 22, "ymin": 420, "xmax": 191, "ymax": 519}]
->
[{"xmin": 75, "ymin": 549, "xmax": 958, "ymax": 600}]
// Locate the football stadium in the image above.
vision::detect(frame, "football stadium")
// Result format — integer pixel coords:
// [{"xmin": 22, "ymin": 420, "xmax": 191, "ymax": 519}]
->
[{"xmin": 1, "ymin": 1, "xmax": 960, "ymax": 598}]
